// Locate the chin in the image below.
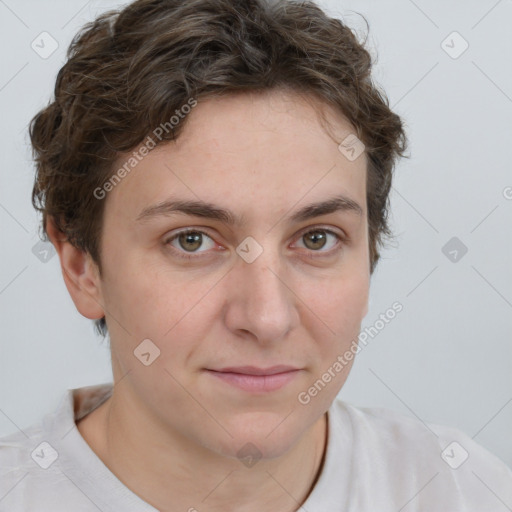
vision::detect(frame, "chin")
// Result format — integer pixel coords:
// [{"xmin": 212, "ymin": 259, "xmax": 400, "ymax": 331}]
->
[{"xmin": 210, "ymin": 410, "xmax": 309, "ymax": 461}]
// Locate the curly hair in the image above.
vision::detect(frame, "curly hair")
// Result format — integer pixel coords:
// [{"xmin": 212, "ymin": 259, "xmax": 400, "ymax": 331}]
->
[{"xmin": 30, "ymin": 0, "xmax": 408, "ymax": 337}]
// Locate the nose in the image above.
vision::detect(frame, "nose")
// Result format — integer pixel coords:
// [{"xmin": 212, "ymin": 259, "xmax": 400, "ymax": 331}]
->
[{"xmin": 223, "ymin": 248, "xmax": 300, "ymax": 345}]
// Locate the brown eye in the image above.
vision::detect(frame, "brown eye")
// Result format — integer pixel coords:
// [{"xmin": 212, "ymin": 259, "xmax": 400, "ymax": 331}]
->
[
  {"xmin": 303, "ymin": 230, "xmax": 328, "ymax": 250},
  {"xmin": 178, "ymin": 231, "xmax": 203, "ymax": 252},
  {"xmin": 165, "ymin": 229, "xmax": 216, "ymax": 258},
  {"xmin": 296, "ymin": 229, "xmax": 341, "ymax": 254}
]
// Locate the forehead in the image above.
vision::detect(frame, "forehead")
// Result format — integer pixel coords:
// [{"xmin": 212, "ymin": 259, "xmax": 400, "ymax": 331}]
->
[{"xmin": 104, "ymin": 90, "xmax": 367, "ymax": 225}]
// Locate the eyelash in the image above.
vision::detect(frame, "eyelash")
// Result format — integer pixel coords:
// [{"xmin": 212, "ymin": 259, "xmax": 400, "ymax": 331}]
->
[{"xmin": 163, "ymin": 226, "xmax": 347, "ymax": 261}]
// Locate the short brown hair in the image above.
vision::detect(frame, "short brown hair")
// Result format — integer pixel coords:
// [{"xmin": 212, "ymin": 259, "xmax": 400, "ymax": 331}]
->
[{"xmin": 30, "ymin": 0, "xmax": 408, "ymax": 337}]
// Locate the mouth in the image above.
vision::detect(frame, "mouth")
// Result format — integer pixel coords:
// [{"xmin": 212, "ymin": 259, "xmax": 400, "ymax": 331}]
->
[{"xmin": 205, "ymin": 365, "xmax": 302, "ymax": 393}]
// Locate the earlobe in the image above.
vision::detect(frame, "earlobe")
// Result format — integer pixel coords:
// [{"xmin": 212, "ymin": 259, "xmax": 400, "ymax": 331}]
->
[{"xmin": 46, "ymin": 217, "xmax": 105, "ymax": 320}]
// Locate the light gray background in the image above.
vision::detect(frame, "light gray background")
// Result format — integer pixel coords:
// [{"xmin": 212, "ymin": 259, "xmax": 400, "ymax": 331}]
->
[{"xmin": 0, "ymin": 0, "xmax": 511, "ymax": 467}]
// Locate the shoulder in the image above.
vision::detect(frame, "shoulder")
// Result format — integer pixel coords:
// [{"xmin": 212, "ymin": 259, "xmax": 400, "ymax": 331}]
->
[
  {"xmin": 0, "ymin": 390, "xmax": 89, "ymax": 512},
  {"xmin": 0, "ymin": 422, "xmax": 62, "ymax": 511},
  {"xmin": 327, "ymin": 399, "xmax": 512, "ymax": 510}
]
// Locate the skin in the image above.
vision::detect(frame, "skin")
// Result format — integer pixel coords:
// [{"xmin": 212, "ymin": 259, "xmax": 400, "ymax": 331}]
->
[{"xmin": 48, "ymin": 89, "xmax": 370, "ymax": 512}]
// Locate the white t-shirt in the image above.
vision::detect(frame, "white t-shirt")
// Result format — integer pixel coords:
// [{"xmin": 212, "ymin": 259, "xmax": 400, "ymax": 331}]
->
[{"xmin": 1, "ymin": 383, "xmax": 511, "ymax": 511}]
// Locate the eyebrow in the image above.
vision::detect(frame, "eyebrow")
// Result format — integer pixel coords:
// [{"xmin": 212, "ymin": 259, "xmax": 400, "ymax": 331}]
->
[{"xmin": 135, "ymin": 194, "xmax": 364, "ymax": 225}]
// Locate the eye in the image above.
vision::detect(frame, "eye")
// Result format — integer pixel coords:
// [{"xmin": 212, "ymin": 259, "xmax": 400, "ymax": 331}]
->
[
  {"xmin": 293, "ymin": 228, "xmax": 344, "ymax": 255},
  {"xmin": 164, "ymin": 229, "xmax": 217, "ymax": 259},
  {"xmin": 164, "ymin": 226, "xmax": 346, "ymax": 261}
]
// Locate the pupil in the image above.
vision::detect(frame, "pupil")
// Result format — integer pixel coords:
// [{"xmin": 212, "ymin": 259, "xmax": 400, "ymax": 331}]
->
[
  {"xmin": 306, "ymin": 231, "xmax": 326, "ymax": 250},
  {"xmin": 180, "ymin": 232, "xmax": 202, "ymax": 251}
]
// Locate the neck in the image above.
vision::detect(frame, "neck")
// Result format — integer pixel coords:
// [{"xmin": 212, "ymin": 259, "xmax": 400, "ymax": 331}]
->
[{"xmin": 77, "ymin": 388, "xmax": 327, "ymax": 512}]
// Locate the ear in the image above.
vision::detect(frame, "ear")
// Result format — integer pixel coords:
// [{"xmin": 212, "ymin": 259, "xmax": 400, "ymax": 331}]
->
[{"xmin": 46, "ymin": 216, "xmax": 105, "ymax": 320}]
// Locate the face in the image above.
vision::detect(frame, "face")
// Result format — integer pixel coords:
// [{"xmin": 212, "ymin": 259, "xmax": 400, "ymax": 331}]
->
[{"xmin": 95, "ymin": 89, "xmax": 369, "ymax": 460}]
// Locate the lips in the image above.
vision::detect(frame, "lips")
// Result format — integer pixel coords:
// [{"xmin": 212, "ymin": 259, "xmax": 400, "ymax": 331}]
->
[
  {"xmin": 211, "ymin": 365, "xmax": 299, "ymax": 376},
  {"xmin": 205, "ymin": 365, "xmax": 301, "ymax": 393}
]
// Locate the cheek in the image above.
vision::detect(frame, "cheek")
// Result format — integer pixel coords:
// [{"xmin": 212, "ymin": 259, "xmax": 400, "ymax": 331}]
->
[
  {"xmin": 305, "ymin": 268, "xmax": 369, "ymax": 329},
  {"xmin": 335, "ymin": 278, "xmax": 369, "ymax": 330},
  {"xmin": 302, "ymin": 277, "xmax": 368, "ymax": 406},
  {"xmin": 305, "ymin": 271, "xmax": 369, "ymax": 365},
  {"xmin": 102, "ymin": 257, "xmax": 224, "ymax": 364}
]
